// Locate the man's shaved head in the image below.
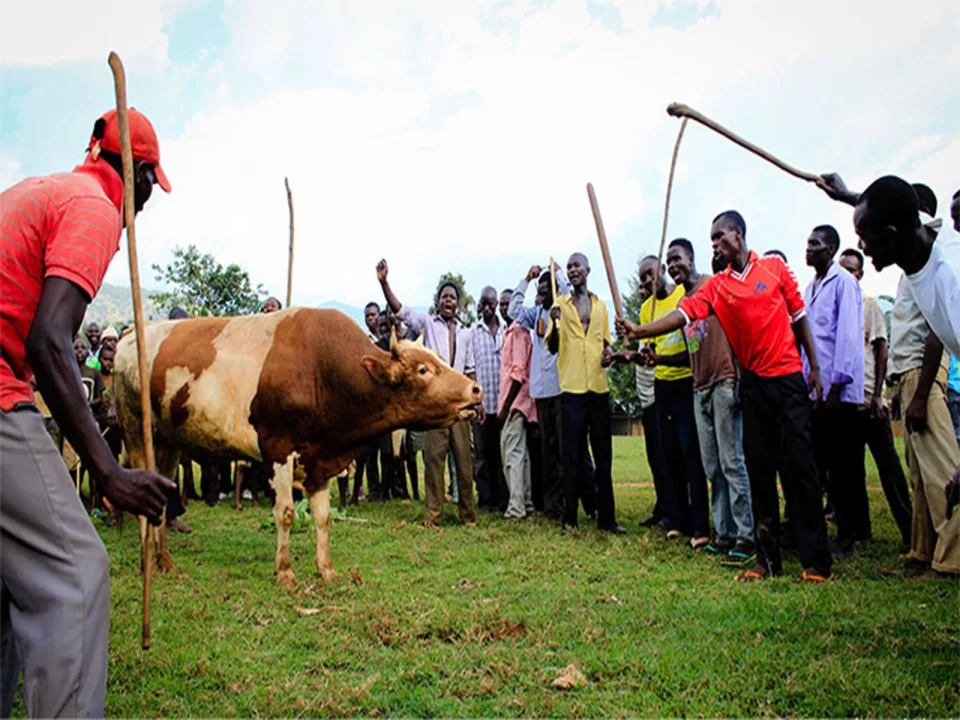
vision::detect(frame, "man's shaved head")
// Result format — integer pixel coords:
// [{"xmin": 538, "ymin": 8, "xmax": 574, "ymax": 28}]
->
[
  {"xmin": 480, "ymin": 285, "xmax": 498, "ymax": 300},
  {"xmin": 569, "ymin": 252, "xmax": 590, "ymax": 269}
]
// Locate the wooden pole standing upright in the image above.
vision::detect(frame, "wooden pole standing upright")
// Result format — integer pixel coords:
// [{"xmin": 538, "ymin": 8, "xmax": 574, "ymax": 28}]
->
[
  {"xmin": 649, "ymin": 117, "xmax": 688, "ymax": 321},
  {"xmin": 285, "ymin": 177, "xmax": 295, "ymax": 309},
  {"xmin": 108, "ymin": 51, "xmax": 157, "ymax": 651}
]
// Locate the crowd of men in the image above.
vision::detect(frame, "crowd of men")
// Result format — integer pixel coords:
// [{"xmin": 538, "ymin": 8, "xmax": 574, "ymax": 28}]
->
[
  {"xmin": 2, "ymin": 97, "xmax": 959, "ymax": 717},
  {"xmin": 350, "ymin": 179, "xmax": 960, "ymax": 588}
]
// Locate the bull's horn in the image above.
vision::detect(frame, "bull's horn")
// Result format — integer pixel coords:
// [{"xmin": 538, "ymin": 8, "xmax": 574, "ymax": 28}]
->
[{"xmin": 389, "ymin": 326, "xmax": 401, "ymax": 358}]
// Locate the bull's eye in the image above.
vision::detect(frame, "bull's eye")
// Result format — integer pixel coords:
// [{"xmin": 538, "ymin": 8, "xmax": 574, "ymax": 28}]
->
[{"xmin": 418, "ymin": 365, "xmax": 429, "ymax": 376}]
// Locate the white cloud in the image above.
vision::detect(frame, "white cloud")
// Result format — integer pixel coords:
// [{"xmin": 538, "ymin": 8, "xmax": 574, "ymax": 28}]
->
[{"xmin": 0, "ymin": 0, "xmax": 185, "ymax": 68}]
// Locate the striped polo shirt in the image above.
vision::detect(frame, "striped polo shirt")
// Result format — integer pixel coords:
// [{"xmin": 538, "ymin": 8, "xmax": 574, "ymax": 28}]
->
[{"xmin": 1, "ymin": 157, "xmax": 123, "ymax": 411}]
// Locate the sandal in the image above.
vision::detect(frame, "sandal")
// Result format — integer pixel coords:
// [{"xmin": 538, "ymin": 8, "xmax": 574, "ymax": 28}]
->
[
  {"xmin": 734, "ymin": 565, "xmax": 769, "ymax": 582},
  {"xmin": 795, "ymin": 569, "xmax": 830, "ymax": 584}
]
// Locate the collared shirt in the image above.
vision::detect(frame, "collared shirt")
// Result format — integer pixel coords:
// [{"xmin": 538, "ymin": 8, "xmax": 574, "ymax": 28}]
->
[
  {"xmin": 905, "ymin": 221, "xmax": 960, "ymax": 360},
  {"xmin": 1, "ymin": 157, "xmax": 124, "ymax": 411},
  {"xmin": 802, "ymin": 262, "xmax": 864, "ymax": 405},
  {"xmin": 862, "ymin": 296, "xmax": 887, "ymax": 401},
  {"xmin": 397, "ymin": 306, "xmax": 474, "ymax": 375},
  {"xmin": 641, "ymin": 285, "xmax": 692, "ymax": 382},
  {"xmin": 499, "ymin": 322, "xmax": 537, "ymax": 422},
  {"xmin": 554, "ymin": 291, "xmax": 611, "ymax": 395},
  {"xmin": 471, "ymin": 318, "xmax": 504, "ymax": 414},
  {"xmin": 508, "ymin": 271, "xmax": 572, "ymax": 400},
  {"xmin": 679, "ymin": 251, "xmax": 806, "ymax": 378}
]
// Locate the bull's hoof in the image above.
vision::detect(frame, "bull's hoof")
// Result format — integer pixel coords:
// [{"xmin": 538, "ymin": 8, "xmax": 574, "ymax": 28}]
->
[
  {"xmin": 158, "ymin": 553, "xmax": 179, "ymax": 574},
  {"xmin": 318, "ymin": 567, "xmax": 339, "ymax": 583},
  {"xmin": 276, "ymin": 569, "xmax": 297, "ymax": 588}
]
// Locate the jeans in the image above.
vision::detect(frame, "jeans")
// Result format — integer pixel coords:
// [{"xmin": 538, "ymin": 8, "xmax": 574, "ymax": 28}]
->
[
  {"xmin": 654, "ymin": 377, "xmax": 710, "ymax": 537},
  {"xmin": 948, "ymin": 388, "xmax": 960, "ymax": 444},
  {"xmin": 693, "ymin": 379, "xmax": 754, "ymax": 545}
]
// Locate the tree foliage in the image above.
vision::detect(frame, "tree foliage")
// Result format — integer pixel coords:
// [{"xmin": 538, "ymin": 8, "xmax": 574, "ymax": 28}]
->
[
  {"xmin": 607, "ymin": 272, "xmax": 644, "ymax": 417},
  {"xmin": 150, "ymin": 245, "xmax": 268, "ymax": 318},
  {"xmin": 429, "ymin": 272, "xmax": 476, "ymax": 326}
]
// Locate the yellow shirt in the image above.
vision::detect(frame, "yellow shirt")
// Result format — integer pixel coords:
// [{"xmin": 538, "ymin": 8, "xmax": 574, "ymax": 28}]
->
[
  {"xmin": 640, "ymin": 285, "xmax": 693, "ymax": 382},
  {"xmin": 555, "ymin": 291, "xmax": 611, "ymax": 394}
]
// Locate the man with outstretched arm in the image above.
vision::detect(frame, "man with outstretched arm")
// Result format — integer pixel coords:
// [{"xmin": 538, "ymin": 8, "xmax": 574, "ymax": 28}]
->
[
  {"xmin": 617, "ymin": 211, "xmax": 833, "ymax": 583},
  {"xmin": 376, "ymin": 259, "xmax": 478, "ymax": 528},
  {"xmin": 0, "ymin": 108, "xmax": 176, "ymax": 717}
]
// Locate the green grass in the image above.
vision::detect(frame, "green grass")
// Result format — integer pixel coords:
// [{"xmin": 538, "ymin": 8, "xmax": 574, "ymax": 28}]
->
[{"xmin": 19, "ymin": 437, "xmax": 960, "ymax": 717}]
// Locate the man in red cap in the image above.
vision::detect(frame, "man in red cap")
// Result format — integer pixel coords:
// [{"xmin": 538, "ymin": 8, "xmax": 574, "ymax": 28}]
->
[{"xmin": 0, "ymin": 108, "xmax": 176, "ymax": 718}]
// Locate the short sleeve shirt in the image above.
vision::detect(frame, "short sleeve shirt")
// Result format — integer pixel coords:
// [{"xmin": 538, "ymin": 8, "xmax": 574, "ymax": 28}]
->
[
  {"xmin": 862, "ymin": 296, "xmax": 887, "ymax": 400},
  {"xmin": 640, "ymin": 285, "xmax": 692, "ymax": 382},
  {"xmin": 679, "ymin": 251, "xmax": 806, "ymax": 378},
  {"xmin": 1, "ymin": 159, "xmax": 124, "ymax": 411}
]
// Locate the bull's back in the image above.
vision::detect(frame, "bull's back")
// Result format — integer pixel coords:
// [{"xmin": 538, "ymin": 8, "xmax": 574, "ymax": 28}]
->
[{"xmin": 116, "ymin": 311, "xmax": 295, "ymax": 459}]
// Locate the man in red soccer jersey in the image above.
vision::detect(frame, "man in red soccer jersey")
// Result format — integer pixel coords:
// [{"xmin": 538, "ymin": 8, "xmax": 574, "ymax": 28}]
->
[
  {"xmin": 617, "ymin": 210, "xmax": 833, "ymax": 584},
  {"xmin": 0, "ymin": 109, "xmax": 176, "ymax": 717}
]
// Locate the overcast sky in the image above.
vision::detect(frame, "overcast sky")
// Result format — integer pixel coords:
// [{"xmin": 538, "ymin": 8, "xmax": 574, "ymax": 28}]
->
[{"xmin": 3, "ymin": 0, "xmax": 958, "ymax": 314}]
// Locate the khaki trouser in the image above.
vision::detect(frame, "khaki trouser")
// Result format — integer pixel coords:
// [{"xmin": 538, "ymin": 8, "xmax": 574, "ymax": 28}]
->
[
  {"xmin": 422, "ymin": 420, "xmax": 476, "ymax": 526},
  {"xmin": 900, "ymin": 368, "xmax": 960, "ymax": 574},
  {"xmin": 501, "ymin": 410, "xmax": 533, "ymax": 519}
]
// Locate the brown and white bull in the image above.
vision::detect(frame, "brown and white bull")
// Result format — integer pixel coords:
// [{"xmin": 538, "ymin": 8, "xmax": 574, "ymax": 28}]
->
[{"xmin": 114, "ymin": 308, "xmax": 481, "ymax": 585}]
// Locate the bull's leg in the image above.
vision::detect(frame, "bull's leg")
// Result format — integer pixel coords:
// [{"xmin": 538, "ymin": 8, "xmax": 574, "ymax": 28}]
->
[
  {"xmin": 308, "ymin": 478, "xmax": 338, "ymax": 583},
  {"xmin": 269, "ymin": 458, "xmax": 297, "ymax": 587},
  {"xmin": 154, "ymin": 443, "xmax": 182, "ymax": 574}
]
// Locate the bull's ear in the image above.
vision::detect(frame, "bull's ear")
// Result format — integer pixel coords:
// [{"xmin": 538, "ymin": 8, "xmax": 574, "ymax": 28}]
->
[
  {"xmin": 361, "ymin": 355, "xmax": 404, "ymax": 386},
  {"xmin": 414, "ymin": 330, "xmax": 425, "ymax": 347},
  {"xmin": 389, "ymin": 327, "xmax": 401, "ymax": 359}
]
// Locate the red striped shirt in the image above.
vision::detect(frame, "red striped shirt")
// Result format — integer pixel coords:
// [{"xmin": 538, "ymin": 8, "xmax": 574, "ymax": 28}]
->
[
  {"xmin": 678, "ymin": 251, "xmax": 806, "ymax": 378},
  {"xmin": 1, "ymin": 158, "xmax": 123, "ymax": 411}
]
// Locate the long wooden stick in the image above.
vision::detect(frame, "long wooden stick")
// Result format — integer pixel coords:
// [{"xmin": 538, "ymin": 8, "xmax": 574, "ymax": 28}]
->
[
  {"xmin": 108, "ymin": 51, "xmax": 156, "ymax": 651},
  {"xmin": 585, "ymin": 183, "xmax": 623, "ymax": 320},
  {"xmin": 650, "ymin": 117, "xmax": 688, "ymax": 321},
  {"xmin": 285, "ymin": 177, "xmax": 295, "ymax": 309},
  {"xmin": 667, "ymin": 103, "xmax": 821, "ymax": 184}
]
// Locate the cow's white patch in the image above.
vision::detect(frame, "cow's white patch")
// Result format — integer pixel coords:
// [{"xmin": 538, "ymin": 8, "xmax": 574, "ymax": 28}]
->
[
  {"xmin": 270, "ymin": 455, "xmax": 296, "ymax": 587},
  {"xmin": 308, "ymin": 477, "xmax": 336, "ymax": 582}
]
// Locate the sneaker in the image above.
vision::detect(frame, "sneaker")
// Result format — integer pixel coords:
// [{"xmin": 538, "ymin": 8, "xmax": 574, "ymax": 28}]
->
[
  {"xmin": 242, "ymin": 489, "xmax": 253, "ymax": 500},
  {"xmin": 722, "ymin": 542, "xmax": 757, "ymax": 566}
]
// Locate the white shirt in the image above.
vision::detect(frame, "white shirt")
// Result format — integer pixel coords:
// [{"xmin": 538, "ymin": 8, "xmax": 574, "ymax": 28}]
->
[{"xmin": 905, "ymin": 222, "xmax": 960, "ymax": 360}]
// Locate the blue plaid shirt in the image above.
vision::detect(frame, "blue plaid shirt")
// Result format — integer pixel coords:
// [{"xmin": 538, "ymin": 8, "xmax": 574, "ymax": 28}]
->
[{"xmin": 471, "ymin": 319, "xmax": 504, "ymax": 414}]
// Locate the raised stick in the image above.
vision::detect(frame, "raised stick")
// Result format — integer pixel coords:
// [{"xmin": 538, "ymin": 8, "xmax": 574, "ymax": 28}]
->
[
  {"xmin": 650, "ymin": 117, "xmax": 688, "ymax": 321},
  {"xmin": 585, "ymin": 183, "xmax": 623, "ymax": 320},
  {"xmin": 108, "ymin": 51, "xmax": 156, "ymax": 651},
  {"xmin": 666, "ymin": 103, "xmax": 821, "ymax": 184},
  {"xmin": 549, "ymin": 256, "xmax": 558, "ymax": 302},
  {"xmin": 285, "ymin": 177, "xmax": 295, "ymax": 309}
]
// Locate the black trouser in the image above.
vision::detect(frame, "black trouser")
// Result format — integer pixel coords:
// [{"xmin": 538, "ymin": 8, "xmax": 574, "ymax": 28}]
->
[
  {"xmin": 354, "ymin": 440, "xmax": 383, "ymax": 500},
  {"xmin": 856, "ymin": 407, "xmax": 912, "ymax": 545},
  {"xmin": 473, "ymin": 415, "xmax": 506, "ymax": 511},
  {"xmin": 560, "ymin": 392, "xmax": 616, "ymax": 528},
  {"xmin": 526, "ymin": 421, "xmax": 544, "ymax": 512},
  {"xmin": 536, "ymin": 396, "xmax": 565, "ymax": 520},
  {"xmin": 654, "ymin": 377, "xmax": 709, "ymax": 537},
  {"xmin": 741, "ymin": 371, "xmax": 832, "ymax": 576},
  {"xmin": 814, "ymin": 403, "xmax": 867, "ymax": 551},
  {"xmin": 641, "ymin": 403, "xmax": 670, "ymax": 523}
]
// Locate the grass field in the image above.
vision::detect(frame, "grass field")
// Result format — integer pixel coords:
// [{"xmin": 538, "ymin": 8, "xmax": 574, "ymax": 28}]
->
[{"xmin": 17, "ymin": 437, "xmax": 960, "ymax": 717}]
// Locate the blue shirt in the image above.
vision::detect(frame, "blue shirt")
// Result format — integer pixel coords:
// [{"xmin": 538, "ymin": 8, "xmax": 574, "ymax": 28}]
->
[
  {"xmin": 949, "ymin": 355, "xmax": 960, "ymax": 395},
  {"xmin": 802, "ymin": 261, "xmax": 864, "ymax": 405},
  {"xmin": 507, "ymin": 271, "xmax": 571, "ymax": 400}
]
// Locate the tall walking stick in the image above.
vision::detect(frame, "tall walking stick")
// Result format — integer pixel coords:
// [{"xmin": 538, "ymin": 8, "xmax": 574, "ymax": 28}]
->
[
  {"xmin": 285, "ymin": 177, "xmax": 295, "ymax": 309},
  {"xmin": 585, "ymin": 183, "xmax": 624, "ymax": 320},
  {"xmin": 108, "ymin": 51, "xmax": 157, "ymax": 650},
  {"xmin": 649, "ymin": 117, "xmax": 688, "ymax": 321}
]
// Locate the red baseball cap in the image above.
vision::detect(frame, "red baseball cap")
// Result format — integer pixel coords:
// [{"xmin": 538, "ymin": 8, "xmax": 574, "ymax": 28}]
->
[{"xmin": 91, "ymin": 108, "xmax": 171, "ymax": 193}]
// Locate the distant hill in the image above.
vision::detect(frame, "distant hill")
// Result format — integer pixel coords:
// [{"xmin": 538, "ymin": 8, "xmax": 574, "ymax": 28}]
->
[{"xmin": 84, "ymin": 282, "xmax": 160, "ymax": 328}]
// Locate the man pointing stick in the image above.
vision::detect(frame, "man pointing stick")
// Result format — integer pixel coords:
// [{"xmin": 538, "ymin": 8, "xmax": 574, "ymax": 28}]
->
[
  {"xmin": 0, "ymin": 109, "xmax": 176, "ymax": 717},
  {"xmin": 617, "ymin": 211, "xmax": 833, "ymax": 584}
]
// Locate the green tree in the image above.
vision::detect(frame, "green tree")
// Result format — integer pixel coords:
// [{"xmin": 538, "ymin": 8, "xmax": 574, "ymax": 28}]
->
[
  {"xmin": 607, "ymin": 272, "xmax": 644, "ymax": 417},
  {"xmin": 429, "ymin": 272, "xmax": 476, "ymax": 326},
  {"xmin": 150, "ymin": 245, "xmax": 268, "ymax": 317}
]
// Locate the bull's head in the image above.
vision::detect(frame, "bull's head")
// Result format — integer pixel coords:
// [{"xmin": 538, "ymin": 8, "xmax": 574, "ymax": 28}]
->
[{"xmin": 361, "ymin": 329, "xmax": 482, "ymax": 430}]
